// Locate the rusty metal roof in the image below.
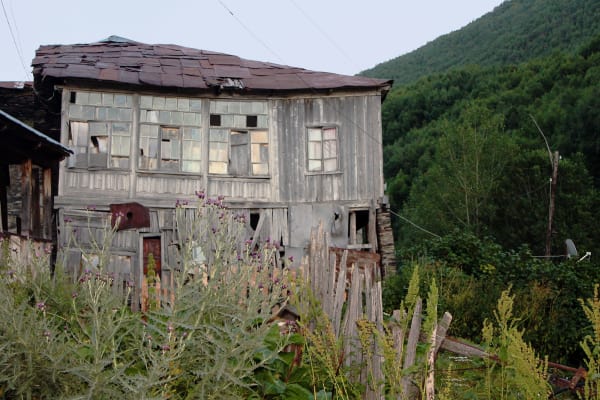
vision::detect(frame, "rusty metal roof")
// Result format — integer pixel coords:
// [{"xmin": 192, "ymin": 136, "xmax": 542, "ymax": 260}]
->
[{"xmin": 32, "ymin": 36, "xmax": 391, "ymax": 93}]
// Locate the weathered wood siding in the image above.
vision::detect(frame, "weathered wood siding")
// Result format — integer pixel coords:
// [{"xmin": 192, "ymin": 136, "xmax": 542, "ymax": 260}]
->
[{"xmin": 273, "ymin": 94, "xmax": 384, "ymax": 203}]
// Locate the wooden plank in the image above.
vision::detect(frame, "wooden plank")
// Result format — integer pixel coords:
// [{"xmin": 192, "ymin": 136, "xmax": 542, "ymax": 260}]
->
[
  {"xmin": 343, "ymin": 264, "xmax": 363, "ymax": 367},
  {"xmin": 0, "ymin": 164, "xmax": 8, "ymax": 232},
  {"xmin": 349, "ymin": 211, "xmax": 356, "ymax": 245},
  {"xmin": 425, "ymin": 321, "xmax": 437, "ymax": 400},
  {"xmin": 31, "ymin": 168, "xmax": 41, "ymax": 237},
  {"xmin": 20, "ymin": 159, "xmax": 32, "ymax": 237},
  {"xmin": 42, "ymin": 168, "xmax": 52, "ymax": 239},
  {"xmin": 434, "ymin": 312, "xmax": 453, "ymax": 355},
  {"xmin": 332, "ymin": 254, "xmax": 347, "ymax": 336},
  {"xmin": 368, "ymin": 201, "xmax": 377, "ymax": 253},
  {"xmin": 402, "ymin": 297, "xmax": 422, "ymax": 398}
]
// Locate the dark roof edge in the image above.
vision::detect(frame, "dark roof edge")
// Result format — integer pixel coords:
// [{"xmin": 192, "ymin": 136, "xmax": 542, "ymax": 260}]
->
[{"xmin": 0, "ymin": 108, "xmax": 72, "ymax": 156}]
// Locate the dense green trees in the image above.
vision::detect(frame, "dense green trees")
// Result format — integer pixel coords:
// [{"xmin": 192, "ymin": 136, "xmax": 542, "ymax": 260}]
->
[
  {"xmin": 361, "ymin": 0, "xmax": 600, "ymax": 86},
  {"xmin": 385, "ymin": 37, "xmax": 600, "ymax": 256}
]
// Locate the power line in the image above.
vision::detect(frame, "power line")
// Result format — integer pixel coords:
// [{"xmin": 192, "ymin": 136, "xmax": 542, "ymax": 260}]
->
[
  {"xmin": 388, "ymin": 209, "xmax": 441, "ymax": 239},
  {"xmin": 0, "ymin": 0, "xmax": 30, "ymax": 80},
  {"xmin": 288, "ymin": 0, "xmax": 359, "ymax": 72},
  {"xmin": 217, "ymin": 0, "xmax": 285, "ymax": 65}
]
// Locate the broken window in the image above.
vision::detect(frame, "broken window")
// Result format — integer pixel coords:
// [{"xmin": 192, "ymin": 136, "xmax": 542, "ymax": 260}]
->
[
  {"xmin": 208, "ymin": 129, "xmax": 229, "ymax": 174},
  {"xmin": 139, "ymin": 126, "xmax": 200, "ymax": 172},
  {"xmin": 208, "ymin": 100, "xmax": 269, "ymax": 177},
  {"xmin": 68, "ymin": 120, "xmax": 131, "ymax": 169},
  {"xmin": 307, "ymin": 127, "xmax": 338, "ymax": 173},
  {"xmin": 67, "ymin": 90, "xmax": 133, "ymax": 170}
]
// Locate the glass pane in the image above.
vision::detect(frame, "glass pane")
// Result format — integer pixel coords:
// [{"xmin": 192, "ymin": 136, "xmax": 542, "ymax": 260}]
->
[
  {"xmin": 209, "ymin": 129, "xmax": 228, "ymax": 142},
  {"xmin": 191, "ymin": 143, "xmax": 201, "ymax": 160},
  {"xmin": 209, "ymin": 162, "xmax": 227, "ymax": 174},
  {"xmin": 308, "ymin": 160, "xmax": 322, "ymax": 172},
  {"xmin": 308, "ymin": 128, "xmax": 321, "ymax": 141},
  {"xmin": 90, "ymin": 136, "xmax": 108, "ymax": 154},
  {"xmin": 251, "ymin": 144, "xmax": 261, "ymax": 163},
  {"xmin": 182, "ymin": 161, "xmax": 201, "ymax": 173},
  {"xmin": 148, "ymin": 139, "xmax": 158, "ymax": 158},
  {"xmin": 323, "ymin": 127, "xmax": 337, "ymax": 140},
  {"xmin": 252, "ymin": 163, "xmax": 269, "ymax": 175},
  {"xmin": 69, "ymin": 121, "xmax": 88, "ymax": 147},
  {"xmin": 251, "ymin": 130, "xmax": 268, "ymax": 144},
  {"xmin": 112, "ymin": 122, "xmax": 130, "ymax": 134},
  {"xmin": 323, "ymin": 139, "xmax": 337, "ymax": 158},
  {"xmin": 89, "ymin": 122, "xmax": 108, "ymax": 134},
  {"xmin": 324, "ymin": 158, "xmax": 337, "ymax": 172},
  {"xmin": 308, "ymin": 141, "xmax": 322, "ymax": 159}
]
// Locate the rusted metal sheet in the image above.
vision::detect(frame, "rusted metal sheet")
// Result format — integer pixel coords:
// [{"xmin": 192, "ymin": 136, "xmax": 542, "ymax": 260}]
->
[
  {"xmin": 110, "ymin": 202, "xmax": 150, "ymax": 230},
  {"xmin": 32, "ymin": 37, "xmax": 392, "ymax": 93}
]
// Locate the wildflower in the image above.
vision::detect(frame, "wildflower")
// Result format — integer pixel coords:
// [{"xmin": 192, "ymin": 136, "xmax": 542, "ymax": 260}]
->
[
  {"xmin": 126, "ymin": 280, "xmax": 135, "ymax": 288},
  {"xmin": 161, "ymin": 344, "xmax": 171, "ymax": 353},
  {"xmin": 36, "ymin": 301, "xmax": 46, "ymax": 312},
  {"xmin": 195, "ymin": 190, "xmax": 205, "ymax": 199},
  {"xmin": 167, "ymin": 323, "xmax": 174, "ymax": 334},
  {"xmin": 42, "ymin": 330, "xmax": 51, "ymax": 339},
  {"xmin": 64, "ymin": 217, "xmax": 73, "ymax": 223},
  {"xmin": 288, "ymin": 256, "xmax": 294, "ymax": 263},
  {"xmin": 71, "ymin": 292, "xmax": 78, "ymax": 299}
]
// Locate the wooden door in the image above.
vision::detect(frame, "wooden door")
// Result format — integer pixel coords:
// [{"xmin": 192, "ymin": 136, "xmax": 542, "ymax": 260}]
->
[{"xmin": 143, "ymin": 237, "xmax": 161, "ymax": 277}]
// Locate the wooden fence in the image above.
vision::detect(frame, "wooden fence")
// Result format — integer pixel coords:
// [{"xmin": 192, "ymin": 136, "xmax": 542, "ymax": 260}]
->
[{"xmin": 300, "ymin": 223, "xmax": 456, "ymax": 400}]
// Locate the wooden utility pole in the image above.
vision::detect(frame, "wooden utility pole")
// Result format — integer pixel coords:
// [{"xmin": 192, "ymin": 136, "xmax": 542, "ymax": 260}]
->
[
  {"xmin": 530, "ymin": 115, "xmax": 559, "ymax": 257},
  {"xmin": 545, "ymin": 151, "xmax": 559, "ymax": 257}
]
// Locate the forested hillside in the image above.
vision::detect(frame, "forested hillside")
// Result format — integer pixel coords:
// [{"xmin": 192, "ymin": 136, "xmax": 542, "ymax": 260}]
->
[
  {"xmin": 379, "ymin": 36, "xmax": 600, "ymax": 364},
  {"xmin": 362, "ymin": 0, "xmax": 600, "ymax": 86}
]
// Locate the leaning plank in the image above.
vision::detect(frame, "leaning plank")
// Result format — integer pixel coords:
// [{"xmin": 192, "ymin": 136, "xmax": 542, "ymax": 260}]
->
[
  {"xmin": 332, "ymin": 255, "xmax": 347, "ymax": 336},
  {"xmin": 434, "ymin": 312, "xmax": 453, "ymax": 355},
  {"xmin": 439, "ymin": 336, "xmax": 490, "ymax": 359},
  {"xmin": 425, "ymin": 321, "xmax": 437, "ymax": 400},
  {"xmin": 402, "ymin": 297, "xmax": 422, "ymax": 397}
]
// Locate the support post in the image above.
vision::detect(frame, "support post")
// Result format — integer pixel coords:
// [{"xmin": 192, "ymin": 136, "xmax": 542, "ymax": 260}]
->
[{"xmin": 21, "ymin": 159, "xmax": 32, "ymax": 238}]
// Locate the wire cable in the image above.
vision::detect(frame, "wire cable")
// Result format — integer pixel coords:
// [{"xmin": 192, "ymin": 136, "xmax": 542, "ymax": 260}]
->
[
  {"xmin": 0, "ymin": 0, "xmax": 30, "ymax": 80},
  {"xmin": 388, "ymin": 209, "xmax": 441, "ymax": 238}
]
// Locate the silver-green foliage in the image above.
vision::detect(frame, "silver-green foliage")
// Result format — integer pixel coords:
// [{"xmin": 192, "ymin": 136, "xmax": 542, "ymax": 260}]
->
[{"xmin": 0, "ymin": 197, "xmax": 291, "ymax": 399}]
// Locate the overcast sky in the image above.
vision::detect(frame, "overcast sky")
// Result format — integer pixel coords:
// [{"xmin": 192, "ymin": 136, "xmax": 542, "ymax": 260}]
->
[{"xmin": 0, "ymin": 0, "xmax": 504, "ymax": 81}]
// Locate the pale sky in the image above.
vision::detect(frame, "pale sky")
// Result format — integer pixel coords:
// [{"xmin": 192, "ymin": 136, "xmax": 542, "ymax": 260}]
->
[{"xmin": 0, "ymin": 0, "xmax": 505, "ymax": 81}]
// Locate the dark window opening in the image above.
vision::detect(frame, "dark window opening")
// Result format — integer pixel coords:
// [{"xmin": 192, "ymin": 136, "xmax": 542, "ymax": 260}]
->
[
  {"xmin": 210, "ymin": 114, "xmax": 221, "ymax": 126},
  {"xmin": 250, "ymin": 212, "xmax": 260, "ymax": 231},
  {"xmin": 70, "ymin": 92, "xmax": 77, "ymax": 104},
  {"xmin": 246, "ymin": 115, "xmax": 258, "ymax": 128}
]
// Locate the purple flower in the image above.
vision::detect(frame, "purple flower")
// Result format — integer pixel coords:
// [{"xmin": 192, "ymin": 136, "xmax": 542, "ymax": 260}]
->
[
  {"xmin": 195, "ymin": 190, "xmax": 205, "ymax": 199},
  {"xmin": 42, "ymin": 330, "xmax": 51, "ymax": 338},
  {"xmin": 288, "ymin": 256, "xmax": 294, "ymax": 263},
  {"xmin": 64, "ymin": 217, "xmax": 73, "ymax": 223},
  {"xmin": 161, "ymin": 344, "xmax": 171, "ymax": 352},
  {"xmin": 167, "ymin": 324, "xmax": 174, "ymax": 333},
  {"xmin": 71, "ymin": 292, "xmax": 78, "ymax": 299},
  {"xmin": 36, "ymin": 302, "xmax": 46, "ymax": 312}
]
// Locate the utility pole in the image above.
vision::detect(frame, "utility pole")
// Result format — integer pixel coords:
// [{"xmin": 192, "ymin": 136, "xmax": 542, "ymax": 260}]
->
[
  {"xmin": 530, "ymin": 115, "xmax": 558, "ymax": 257},
  {"xmin": 545, "ymin": 151, "xmax": 559, "ymax": 257}
]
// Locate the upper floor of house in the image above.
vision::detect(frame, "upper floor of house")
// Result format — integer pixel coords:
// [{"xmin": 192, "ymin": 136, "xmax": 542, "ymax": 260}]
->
[{"xmin": 32, "ymin": 37, "xmax": 392, "ymax": 208}]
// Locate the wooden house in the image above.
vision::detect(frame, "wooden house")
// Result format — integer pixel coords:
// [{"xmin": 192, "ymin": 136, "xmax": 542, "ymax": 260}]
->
[
  {"xmin": 0, "ymin": 105, "xmax": 72, "ymax": 263},
  {"xmin": 30, "ymin": 36, "xmax": 395, "ymax": 301}
]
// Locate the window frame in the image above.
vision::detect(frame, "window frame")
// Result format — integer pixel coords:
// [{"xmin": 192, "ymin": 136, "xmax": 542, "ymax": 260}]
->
[
  {"xmin": 306, "ymin": 125, "xmax": 340, "ymax": 174},
  {"xmin": 208, "ymin": 127, "xmax": 270, "ymax": 177},
  {"xmin": 68, "ymin": 120, "xmax": 132, "ymax": 170}
]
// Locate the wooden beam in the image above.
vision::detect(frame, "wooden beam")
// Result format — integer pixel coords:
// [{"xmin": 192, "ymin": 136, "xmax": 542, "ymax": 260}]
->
[
  {"xmin": 0, "ymin": 164, "xmax": 8, "ymax": 232},
  {"xmin": 43, "ymin": 168, "xmax": 52, "ymax": 239},
  {"xmin": 368, "ymin": 202, "xmax": 377, "ymax": 253},
  {"xmin": 21, "ymin": 159, "xmax": 32, "ymax": 237},
  {"xmin": 31, "ymin": 168, "xmax": 41, "ymax": 237},
  {"xmin": 349, "ymin": 211, "xmax": 356, "ymax": 245}
]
